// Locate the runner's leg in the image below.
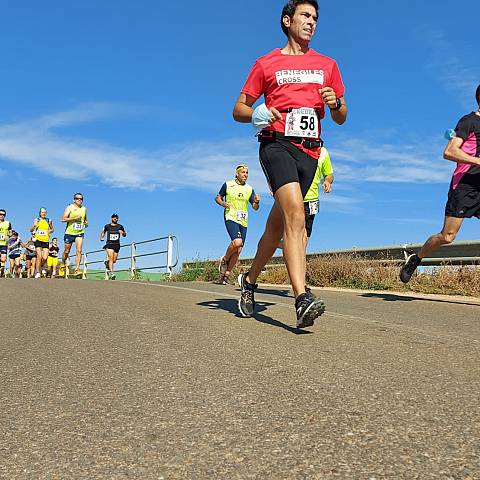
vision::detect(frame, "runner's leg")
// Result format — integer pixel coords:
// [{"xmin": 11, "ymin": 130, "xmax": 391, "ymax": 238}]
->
[
  {"xmin": 225, "ymin": 238, "xmax": 243, "ymax": 277},
  {"xmin": 247, "ymin": 201, "xmax": 284, "ymax": 284},
  {"xmin": 75, "ymin": 236, "xmax": 83, "ymax": 271},
  {"xmin": 417, "ymin": 216, "xmax": 463, "ymax": 259}
]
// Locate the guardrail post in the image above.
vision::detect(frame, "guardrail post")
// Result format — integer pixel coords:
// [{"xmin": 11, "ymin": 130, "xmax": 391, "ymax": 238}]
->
[
  {"xmin": 167, "ymin": 235, "xmax": 174, "ymax": 279},
  {"xmin": 82, "ymin": 252, "xmax": 87, "ymax": 279},
  {"xmin": 130, "ymin": 242, "xmax": 137, "ymax": 280}
]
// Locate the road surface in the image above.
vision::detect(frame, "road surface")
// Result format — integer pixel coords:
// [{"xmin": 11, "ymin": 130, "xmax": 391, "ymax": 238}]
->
[{"xmin": 1, "ymin": 279, "xmax": 479, "ymax": 479}]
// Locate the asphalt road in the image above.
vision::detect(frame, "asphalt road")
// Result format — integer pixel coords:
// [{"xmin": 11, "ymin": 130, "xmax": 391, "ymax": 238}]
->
[{"xmin": 1, "ymin": 279, "xmax": 479, "ymax": 480}]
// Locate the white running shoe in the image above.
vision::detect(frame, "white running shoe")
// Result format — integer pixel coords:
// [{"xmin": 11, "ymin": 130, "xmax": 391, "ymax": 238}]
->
[{"xmin": 35, "ymin": 272, "xmax": 41, "ymax": 279}]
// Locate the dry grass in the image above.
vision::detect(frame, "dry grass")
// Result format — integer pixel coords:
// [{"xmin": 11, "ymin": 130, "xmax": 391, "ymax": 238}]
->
[{"xmin": 175, "ymin": 254, "xmax": 480, "ymax": 298}]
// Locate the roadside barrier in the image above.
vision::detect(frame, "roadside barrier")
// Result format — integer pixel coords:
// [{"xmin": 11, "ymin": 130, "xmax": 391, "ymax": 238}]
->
[
  {"xmin": 66, "ymin": 235, "xmax": 179, "ymax": 279},
  {"xmin": 183, "ymin": 240, "xmax": 480, "ymax": 270}
]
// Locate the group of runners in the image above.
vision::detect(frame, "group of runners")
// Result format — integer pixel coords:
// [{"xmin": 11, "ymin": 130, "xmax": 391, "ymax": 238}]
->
[
  {"xmin": 216, "ymin": 0, "xmax": 480, "ymax": 329},
  {"xmin": 0, "ymin": 193, "xmax": 126, "ymax": 279}
]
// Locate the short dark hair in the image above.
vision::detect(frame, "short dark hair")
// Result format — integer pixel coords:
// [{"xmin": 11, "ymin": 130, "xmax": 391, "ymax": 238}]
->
[
  {"xmin": 476, "ymin": 84, "xmax": 480, "ymax": 106},
  {"xmin": 281, "ymin": 0, "xmax": 319, "ymax": 37}
]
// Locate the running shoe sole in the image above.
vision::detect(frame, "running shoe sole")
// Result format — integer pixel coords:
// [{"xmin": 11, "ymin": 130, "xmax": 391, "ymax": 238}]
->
[
  {"xmin": 296, "ymin": 299, "xmax": 326, "ymax": 329},
  {"xmin": 399, "ymin": 253, "xmax": 420, "ymax": 284}
]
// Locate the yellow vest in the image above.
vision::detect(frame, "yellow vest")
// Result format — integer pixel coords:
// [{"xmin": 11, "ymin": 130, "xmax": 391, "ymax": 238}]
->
[
  {"xmin": 0, "ymin": 221, "xmax": 10, "ymax": 246},
  {"xmin": 224, "ymin": 180, "xmax": 253, "ymax": 228},
  {"xmin": 65, "ymin": 205, "xmax": 86, "ymax": 235},
  {"xmin": 34, "ymin": 217, "xmax": 50, "ymax": 242}
]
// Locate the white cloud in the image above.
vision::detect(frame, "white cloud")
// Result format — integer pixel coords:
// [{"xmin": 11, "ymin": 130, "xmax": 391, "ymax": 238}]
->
[
  {"xmin": 0, "ymin": 104, "xmax": 454, "ymax": 197},
  {"xmin": 419, "ymin": 27, "xmax": 479, "ymax": 106}
]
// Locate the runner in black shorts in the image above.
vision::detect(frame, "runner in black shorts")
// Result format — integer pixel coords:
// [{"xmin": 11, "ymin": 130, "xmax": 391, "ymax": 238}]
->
[
  {"xmin": 100, "ymin": 214, "xmax": 126, "ymax": 280},
  {"xmin": 233, "ymin": 0, "xmax": 347, "ymax": 328},
  {"xmin": 400, "ymin": 84, "xmax": 480, "ymax": 282}
]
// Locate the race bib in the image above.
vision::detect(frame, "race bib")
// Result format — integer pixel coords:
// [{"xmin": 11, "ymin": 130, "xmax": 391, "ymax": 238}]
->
[
  {"xmin": 284, "ymin": 107, "xmax": 319, "ymax": 138},
  {"xmin": 308, "ymin": 200, "xmax": 319, "ymax": 216},
  {"xmin": 36, "ymin": 229, "xmax": 47, "ymax": 237},
  {"xmin": 109, "ymin": 233, "xmax": 119, "ymax": 241},
  {"xmin": 0, "ymin": 233, "xmax": 5, "ymax": 241},
  {"xmin": 72, "ymin": 222, "xmax": 83, "ymax": 231},
  {"xmin": 236, "ymin": 210, "xmax": 248, "ymax": 223}
]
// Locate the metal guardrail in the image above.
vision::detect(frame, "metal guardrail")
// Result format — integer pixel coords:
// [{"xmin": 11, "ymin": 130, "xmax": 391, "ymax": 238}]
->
[
  {"xmin": 183, "ymin": 240, "xmax": 480, "ymax": 270},
  {"xmin": 66, "ymin": 235, "xmax": 179, "ymax": 279}
]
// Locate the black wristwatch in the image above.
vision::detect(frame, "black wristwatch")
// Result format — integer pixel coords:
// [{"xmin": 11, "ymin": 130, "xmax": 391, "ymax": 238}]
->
[{"xmin": 330, "ymin": 98, "xmax": 342, "ymax": 111}]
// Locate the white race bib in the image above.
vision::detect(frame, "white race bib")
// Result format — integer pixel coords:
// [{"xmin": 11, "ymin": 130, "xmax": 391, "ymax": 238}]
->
[
  {"xmin": 109, "ymin": 233, "xmax": 119, "ymax": 241},
  {"xmin": 36, "ymin": 229, "xmax": 47, "ymax": 237},
  {"xmin": 236, "ymin": 210, "xmax": 248, "ymax": 223},
  {"xmin": 0, "ymin": 233, "xmax": 5, "ymax": 241},
  {"xmin": 284, "ymin": 107, "xmax": 319, "ymax": 138},
  {"xmin": 72, "ymin": 222, "xmax": 83, "ymax": 231},
  {"xmin": 308, "ymin": 200, "xmax": 319, "ymax": 216}
]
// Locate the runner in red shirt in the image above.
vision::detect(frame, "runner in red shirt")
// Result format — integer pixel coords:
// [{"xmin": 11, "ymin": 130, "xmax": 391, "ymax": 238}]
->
[{"xmin": 233, "ymin": 0, "xmax": 347, "ymax": 328}]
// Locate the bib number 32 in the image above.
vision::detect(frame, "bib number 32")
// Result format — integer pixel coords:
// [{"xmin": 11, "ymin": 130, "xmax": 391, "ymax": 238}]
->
[{"xmin": 285, "ymin": 107, "xmax": 319, "ymax": 138}]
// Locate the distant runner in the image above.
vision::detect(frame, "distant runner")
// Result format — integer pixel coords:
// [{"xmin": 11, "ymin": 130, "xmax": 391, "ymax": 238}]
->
[
  {"xmin": 59, "ymin": 193, "xmax": 88, "ymax": 277},
  {"xmin": 47, "ymin": 238, "xmax": 60, "ymax": 278},
  {"xmin": 23, "ymin": 235, "xmax": 37, "ymax": 278},
  {"xmin": 100, "ymin": 213, "xmax": 126, "ymax": 280},
  {"xmin": 232, "ymin": 0, "xmax": 347, "ymax": 327},
  {"xmin": 31, "ymin": 207, "xmax": 54, "ymax": 278},
  {"xmin": 7, "ymin": 231, "xmax": 23, "ymax": 278},
  {"xmin": 0, "ymin": 209, "xmax": 13, "ymax": 278},
  {"xmin": 215, "ymin": 165, "xmax": 260, "ymax": 284},
  {"xmin": 400, "ymin": 84, "xmax": 480, "ymax": 283}
]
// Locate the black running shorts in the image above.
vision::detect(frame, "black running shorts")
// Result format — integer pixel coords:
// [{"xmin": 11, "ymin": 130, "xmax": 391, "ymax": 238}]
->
[
  {"xmin": 445, "ymin": 184, "xmax": 480, "ymax": 218},
  {"xmin": 104, "ymin": 243, "xmax": 120, "ymax": 254},
  {"xmin": 34, "ymin": 240, "xmax": 49, "ymax": 249},
  {"xmin": 304, "ymin": 203, "xmax": 316, "ymax": 238},
  {"xmin": 259, "ymin": 139, "xmax": 318, "ymax": 197}
]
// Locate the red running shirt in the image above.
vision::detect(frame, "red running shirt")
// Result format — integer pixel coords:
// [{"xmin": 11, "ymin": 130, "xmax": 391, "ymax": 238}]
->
[{"xmin": 241, "ymin": 48, "xmax": 345, "ymax": 159}]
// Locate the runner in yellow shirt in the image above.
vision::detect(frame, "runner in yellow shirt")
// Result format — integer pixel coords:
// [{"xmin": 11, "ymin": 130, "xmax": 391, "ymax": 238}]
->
[
  {"xmin": 215, "ymin": 165, "xmax": 260, "ymax": 284},
  {"xmin": 0, "ymin": 208, "xmax": 13, "ymax": 278},
  {"xmin": 59, "ymin": 193, "xmax": 88, "ymax": 277},
  {"xmin": 30, "ymin": 207, "xmax": 54, "ymax": 278}
]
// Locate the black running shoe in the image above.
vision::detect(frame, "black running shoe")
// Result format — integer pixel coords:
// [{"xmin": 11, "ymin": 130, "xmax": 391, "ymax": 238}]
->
[
  {"xmin": 238, "ymin": 272, "xmax": 257, "ymax": 317},
  {"xmin": 399, "ymin": 253, "xmax": 421, "ymax": 283},
  {"xmin": 295, "ymin": 291, "xmax": 326, "ymax": 329}
]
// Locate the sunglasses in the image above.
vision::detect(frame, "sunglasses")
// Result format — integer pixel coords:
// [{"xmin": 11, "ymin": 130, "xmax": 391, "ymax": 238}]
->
[{"xmin": 74, "ymin": 197, "xmax": 83, "ymax": 200}]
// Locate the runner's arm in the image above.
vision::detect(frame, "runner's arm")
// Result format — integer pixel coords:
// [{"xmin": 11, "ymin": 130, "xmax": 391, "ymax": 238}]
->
[
  {"xmin": 233, "ymin": 94, "xmax": 282, "ymax": 124},
  {"xmin": 323, "ymin": 174, "xmax": 334, "ymax": 193},
  {"xmin": 319, "ymin": 88, "xmax": 347, "ymax": 125},
  {"xmin": 49, "ymin": 220, "xmax": 54, "ymax": 233},
  {"xmin": 215, "ymin": 194, "xmax": 229, "ymax": 209},
  {"xmin": 61, "ymin": 206, "xmax": 76, "ymax": 223},
  {"xmin": 100, "ymin": 226, "xmax": 106, "ymax": 241},
  {"xmin": 30, "ymin": 219, "xmax": 38, "ymax": 232},
  {"xmin": 444, "ymin": 137, "xmax": 480, "ymax": 166},
  {"xmin": 250, "ymin": 192, "xmax": 260, "ymax": 211}
]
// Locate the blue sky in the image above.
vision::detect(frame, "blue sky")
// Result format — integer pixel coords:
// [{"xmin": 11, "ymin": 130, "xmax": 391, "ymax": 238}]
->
[{"xmin": 1, "ymin": 0, "xmax": 479, "ymax": 266}]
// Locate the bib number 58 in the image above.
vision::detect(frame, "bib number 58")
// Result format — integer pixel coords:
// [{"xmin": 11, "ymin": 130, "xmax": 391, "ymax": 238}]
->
[{"xmin": 300, "ymin": 116, "xmax": 316, "ymax": 131}]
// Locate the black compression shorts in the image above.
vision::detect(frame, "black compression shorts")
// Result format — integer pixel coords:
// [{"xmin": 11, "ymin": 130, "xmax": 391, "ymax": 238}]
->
[
  {"xmin": 104, "ymin": 243, "xmax": 120, "ymax": 253},
  {"xmin": 259, "ymin": 139, "xmax": 317, "ymax": 197}
]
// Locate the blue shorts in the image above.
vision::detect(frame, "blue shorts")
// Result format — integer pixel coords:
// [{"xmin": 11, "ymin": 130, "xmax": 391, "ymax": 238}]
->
[
  {"xmin": 0, "ymin": 246, "xmax": 7, "ymax": 256},
  {"xmin": 225, "ymin": 220, "xmax": 247, "ymax": 244},
  {"xmin": 64, "ymin": 233, "xmax": 84, "ymax": 244}
]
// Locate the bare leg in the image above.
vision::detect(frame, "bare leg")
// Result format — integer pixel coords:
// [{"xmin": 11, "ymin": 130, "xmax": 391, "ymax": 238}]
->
[
  {"xmin": 418, "ymin": 216, "xmax": 463, "ymax": 259},
  {"xmin": 61, "ymin": 243, "xmax": 72, "ymax": 266},
  {"xmin": 247, "ymin": 201, "xmax": 284, "ymax": 284},
  {"xmin": 75, "ymin": 236, "xmax": 84, "ymax": 271},
  {"xmin": 225, "ymin": 239, "xmax": 243, "ymax": 278}
]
